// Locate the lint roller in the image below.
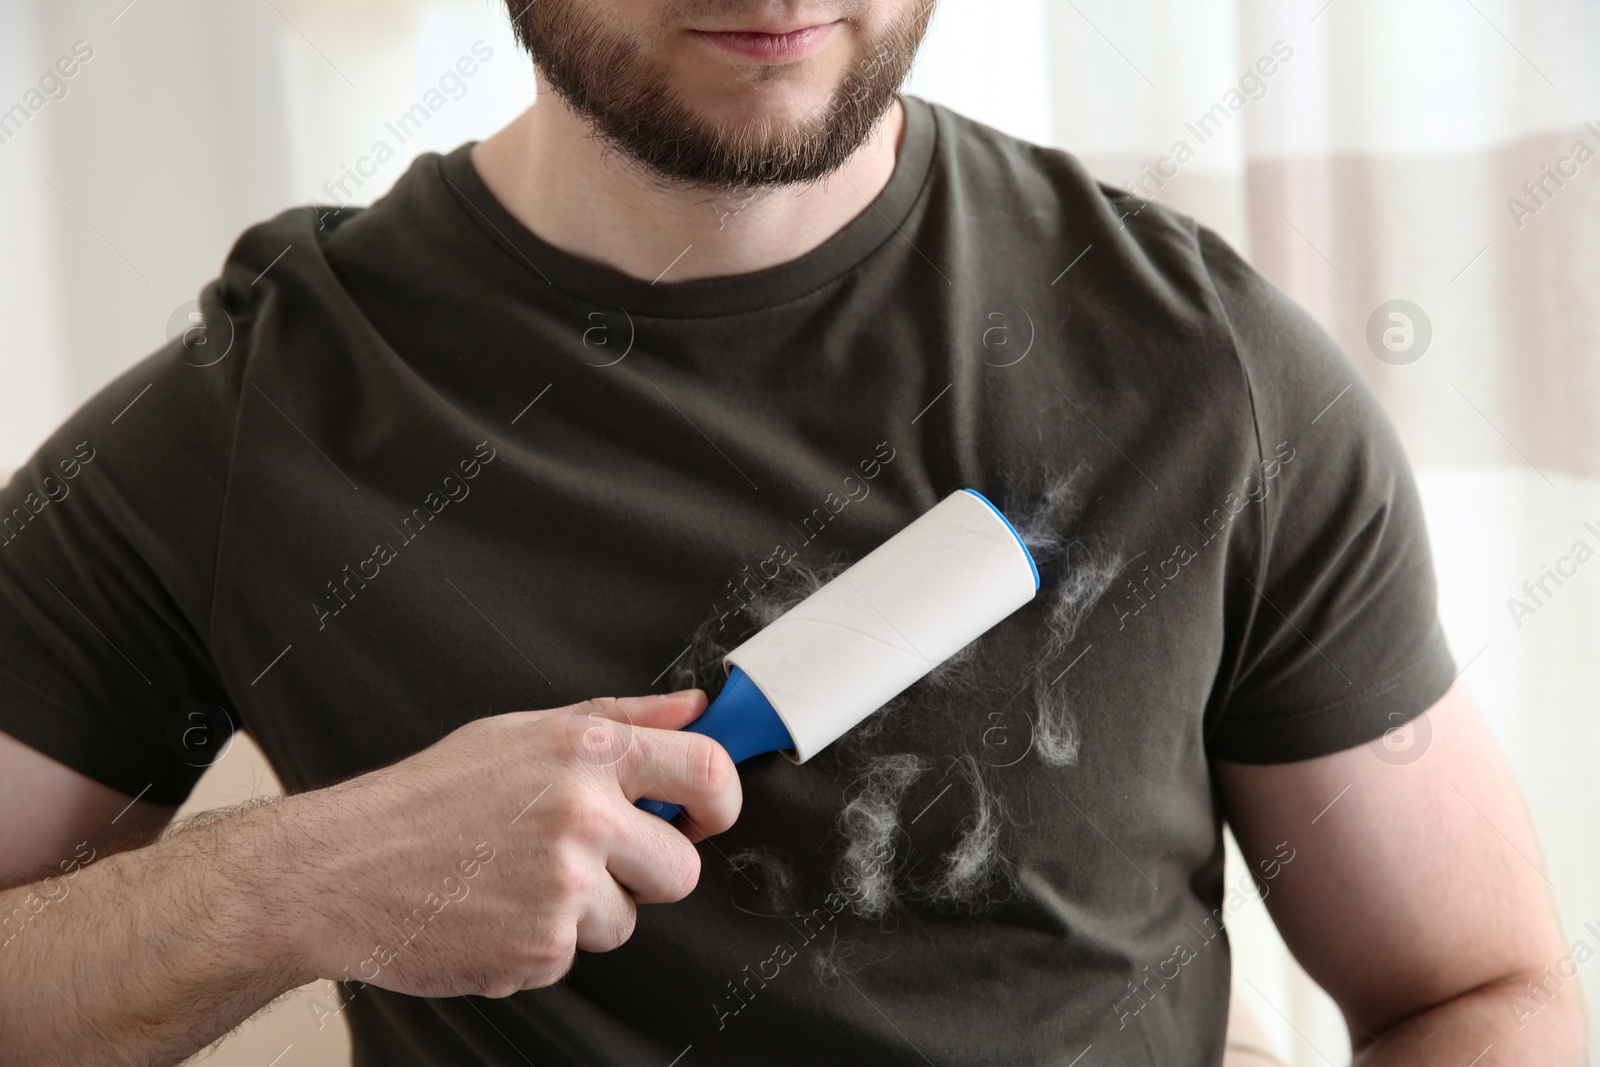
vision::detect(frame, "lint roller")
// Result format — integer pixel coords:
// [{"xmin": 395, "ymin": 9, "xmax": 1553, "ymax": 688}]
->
[{"xmin": 638, "ymin": 488, "xmax": 1039, "ymax": 821}]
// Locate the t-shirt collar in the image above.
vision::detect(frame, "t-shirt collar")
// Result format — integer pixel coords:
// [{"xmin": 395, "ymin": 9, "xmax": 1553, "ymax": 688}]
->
[{"xmin": 433, "ymin": 93, "xmax": 937, "ymax": 319}]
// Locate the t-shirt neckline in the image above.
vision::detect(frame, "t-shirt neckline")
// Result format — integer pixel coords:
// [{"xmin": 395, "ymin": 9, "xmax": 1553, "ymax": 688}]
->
[{"xmin": 433, "ymin": 93, "xmax": 937, "ymax": 319}]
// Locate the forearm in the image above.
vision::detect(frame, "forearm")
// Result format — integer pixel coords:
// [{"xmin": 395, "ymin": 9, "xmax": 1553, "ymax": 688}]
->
[
  {"xmin": 1354, "ymin": 972, "xmax": 1587, "ymax": 1066},
  {"xmin": 0, "ymin": 692, "xmax": 741, "ymax": 1061},
  {"xmin": 0, "ymin": 798, "xmax": 313, "ymax": 1066}
]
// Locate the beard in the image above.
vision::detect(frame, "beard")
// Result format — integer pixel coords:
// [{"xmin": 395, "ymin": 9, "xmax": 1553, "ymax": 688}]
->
[{"xmin": 505, "ymin": 1, "xmax": 936, "ymax": 191}]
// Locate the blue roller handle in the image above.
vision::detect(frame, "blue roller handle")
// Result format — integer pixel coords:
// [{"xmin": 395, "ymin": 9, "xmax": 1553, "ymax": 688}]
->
[{"xmin": 636, "ymin": 666, "xmax": 793, "ymax": 822}]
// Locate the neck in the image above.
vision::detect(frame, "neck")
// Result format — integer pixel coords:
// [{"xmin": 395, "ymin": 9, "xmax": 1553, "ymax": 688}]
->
[{"xmin": 469, "ymin": 82, "xmax": 906, "ymax": 285}]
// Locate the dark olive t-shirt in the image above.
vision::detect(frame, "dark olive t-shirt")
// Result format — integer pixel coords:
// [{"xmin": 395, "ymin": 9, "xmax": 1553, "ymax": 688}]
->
[{"xmin": 0, "ymin": 94, "xmax": 1454, "ymax": 1066}]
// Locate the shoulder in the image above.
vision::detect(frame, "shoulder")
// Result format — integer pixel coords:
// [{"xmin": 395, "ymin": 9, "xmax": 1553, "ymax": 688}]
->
[
  {"xmin": 212, "ymin": 146, "xmax": 454, "ymax": 328},
  {"xmin": 919, "ymin": 100, "xmax": 1407, "ymax": 490},
  {"xmin": 918, "ymin": 98, "xmax": 1298, "ymax": 377},
  {"xmin": 919, "ymin": 97, "xmax": 1207, "ymax": 284},
  {"xmin": 0, "ymin": 160, "xmax": 428, "ymax": 626}
]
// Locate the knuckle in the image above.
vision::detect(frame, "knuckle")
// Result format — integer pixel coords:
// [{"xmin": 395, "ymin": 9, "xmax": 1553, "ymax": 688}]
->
[
  {"xmin": 580, "ymin": 716, "xmax": 621, "ymax": 749},
  {"xmin": 682, "ymin": 734, "xmax": 731, "ymax": 795},
  {"xmin": 562, "ymin": 708, "xmax": 632, "ymax": 769},
  {"xmin": 525, "ymin": 713, "xmax": 573, "ymax": 759},
  {"xmin": 573, "ymin": 696, "xmax": 621, "ymax": 721},
  {"xmin": 541, "ymin": 787, "xmax": 587, "ymax": 830},
  {"xmin": 464, "ymin": 965, "xmax": 522, "ymax": 999},
  {"xmin": 542, "ymin": 787, "xmax": 611, "ymax": 837},
  {"xmin": 584, "ymin": 719, "xmax": 629, "ymax": 766},
  {"xmin": 555, "ymin": 790, "xmax": 614, "ymax": 843},
  {"xmin": 527, "ymin": 923, "xmax": 577, "ymax": 972},
  {"xmin": 485, "ymin": 977, "xmax": 522, "ymax": 999},
  {"xmin": 528, "ymin": 710, "xmax": 567, "ymax": 740},
  {"xmin": 546, "ymin": 936, "xmax": 580, "ymax": 981},
  {"xmin": 570, "ymin": 798, "xmax": 615, "ymax": 842},
  {"xmin": 535, "ymin": 952, "xmax": 578, "ymax": 987},
  {"xmin": 547, "ymin": 848, "xmax": 592, "ymax": 900}
]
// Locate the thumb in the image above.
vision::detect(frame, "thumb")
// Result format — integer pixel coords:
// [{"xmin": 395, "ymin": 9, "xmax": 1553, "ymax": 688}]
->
[
  {"xmin": 558, "ymin": 690, "xmax": 709, "ymax": 783},
  {"xmin": 583, "ymin": 689, "xmax": 708, "ymax": 732}
]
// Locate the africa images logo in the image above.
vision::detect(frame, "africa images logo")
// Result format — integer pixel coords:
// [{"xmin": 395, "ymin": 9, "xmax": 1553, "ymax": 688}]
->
[{"xmin": 1365, "ymin": 300, "xmax": 1432, "ymax": 366}]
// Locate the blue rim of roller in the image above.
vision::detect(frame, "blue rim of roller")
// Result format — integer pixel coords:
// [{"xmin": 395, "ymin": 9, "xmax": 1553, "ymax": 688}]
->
[{"xmin": 961, "ymin": 488, "xmax": 1040, "ymax": 590}]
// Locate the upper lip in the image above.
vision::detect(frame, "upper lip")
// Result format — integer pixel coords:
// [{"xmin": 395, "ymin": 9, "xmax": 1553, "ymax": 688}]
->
[{"xmin": 697, "ymin": 20, "xmax": 837, "ymax": 35}]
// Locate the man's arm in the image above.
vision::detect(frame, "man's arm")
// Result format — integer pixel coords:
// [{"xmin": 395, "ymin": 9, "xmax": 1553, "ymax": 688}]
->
[
  {"xmin": 0, "ymin": 690, "xmax": 741, "ymax": 1066},
  {"xmin": 1215, "ymin": 680, "xmax": 1586, "ymax": 1064},
  {"xmin": 0, "ymin": 781, "xmax": 312, "ymax": 1065},
  {"xmin": 0, "ymin": 730, "xmax": 310, "ymax": 1063}
]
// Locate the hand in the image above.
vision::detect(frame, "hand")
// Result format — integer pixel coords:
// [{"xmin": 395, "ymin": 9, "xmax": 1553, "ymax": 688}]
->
[{"xmin": 277, "ymin": 690, "xmax": 740, "ymax": 999}]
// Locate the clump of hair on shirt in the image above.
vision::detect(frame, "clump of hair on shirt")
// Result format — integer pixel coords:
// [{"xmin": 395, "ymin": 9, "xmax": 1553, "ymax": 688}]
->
[
  {"xmin": 833, "ymin": 752, "xmax": 931, "ymax": 919},
  {"xmin": 916, "ymin": 752, "xmax": 1006, "ymax": 909},
  {"xmin": 726, "ymin": 846, "xmax": 798, "ymax": 916},
  {"xmin": 1003, "ymin": 459, "xmax": 1123, "ymax": 765},
  {"xmin": 672, "ymin": 467, "xmax": 1116, "ymax": 921}
]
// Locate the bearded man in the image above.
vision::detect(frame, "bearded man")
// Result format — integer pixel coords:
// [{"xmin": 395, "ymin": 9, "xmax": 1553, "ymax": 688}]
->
[{"xmin": 0, "ymin": 3, "xmax": 1582, "ymax": 1065}]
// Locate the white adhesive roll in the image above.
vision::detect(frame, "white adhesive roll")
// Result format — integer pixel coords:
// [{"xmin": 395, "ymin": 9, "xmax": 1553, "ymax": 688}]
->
[{"xmin": 722, "ymin": 488, "xmax": 1039, "ymax": 764}]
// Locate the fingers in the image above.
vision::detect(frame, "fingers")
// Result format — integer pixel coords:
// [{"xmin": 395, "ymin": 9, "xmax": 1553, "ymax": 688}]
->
[
  {"xmin": 613, "ymin": 725, "xmax": 742, "ymax": 838},
  {"xmin": 603, "ymin": 803, "xmax": 703, "ymax": 903},
  {"xmin": 574, "ymin": 869, "xmax": 639, "ymax": 954}
]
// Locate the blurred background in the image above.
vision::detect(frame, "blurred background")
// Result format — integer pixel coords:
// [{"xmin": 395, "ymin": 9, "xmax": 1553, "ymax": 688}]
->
[{"xmin": 2, "ymin": 1, "xmax": 1596, "ymax": 1064}]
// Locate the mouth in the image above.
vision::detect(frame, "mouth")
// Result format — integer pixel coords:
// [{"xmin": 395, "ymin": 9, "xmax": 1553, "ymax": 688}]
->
[{"xmin": 691, "ymin": 20, "xmax": 842, "ymax": 63}]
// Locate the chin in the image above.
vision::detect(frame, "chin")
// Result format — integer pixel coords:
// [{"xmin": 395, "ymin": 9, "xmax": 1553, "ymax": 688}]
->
[
  {"xmin": 669, "ymin": 38, "xmax": 855, "ymax": 130},
  {"xmin": 701, "ymin": 86, "xmax": 842, "ymax": 134}
]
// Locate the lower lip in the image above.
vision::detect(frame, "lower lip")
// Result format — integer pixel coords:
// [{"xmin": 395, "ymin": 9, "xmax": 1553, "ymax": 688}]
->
[{"xmin": 694, "ymin": 22, "xmax": 840, "ymax": 63}]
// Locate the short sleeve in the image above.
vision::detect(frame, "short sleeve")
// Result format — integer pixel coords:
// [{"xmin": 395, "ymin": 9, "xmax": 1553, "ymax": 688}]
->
[
  {"xmin": 0, "ymin": 276, "xmax": 250, "ymax": 804},
  {"xmin": 1199, "ymin": 227, "xmax": 1457, "ymax": 763}
]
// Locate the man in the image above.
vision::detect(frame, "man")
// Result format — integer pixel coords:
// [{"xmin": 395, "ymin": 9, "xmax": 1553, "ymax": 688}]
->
[{"xmin": 0, "ymin": 1, "xmax": 1583, "ymax": 1064}]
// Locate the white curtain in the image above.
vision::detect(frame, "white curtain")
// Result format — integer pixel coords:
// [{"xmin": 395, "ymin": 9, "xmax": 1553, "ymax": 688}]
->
[{"xmin": 2, "ymin": 2, "xmax": 1596, "ymax": 1065}]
